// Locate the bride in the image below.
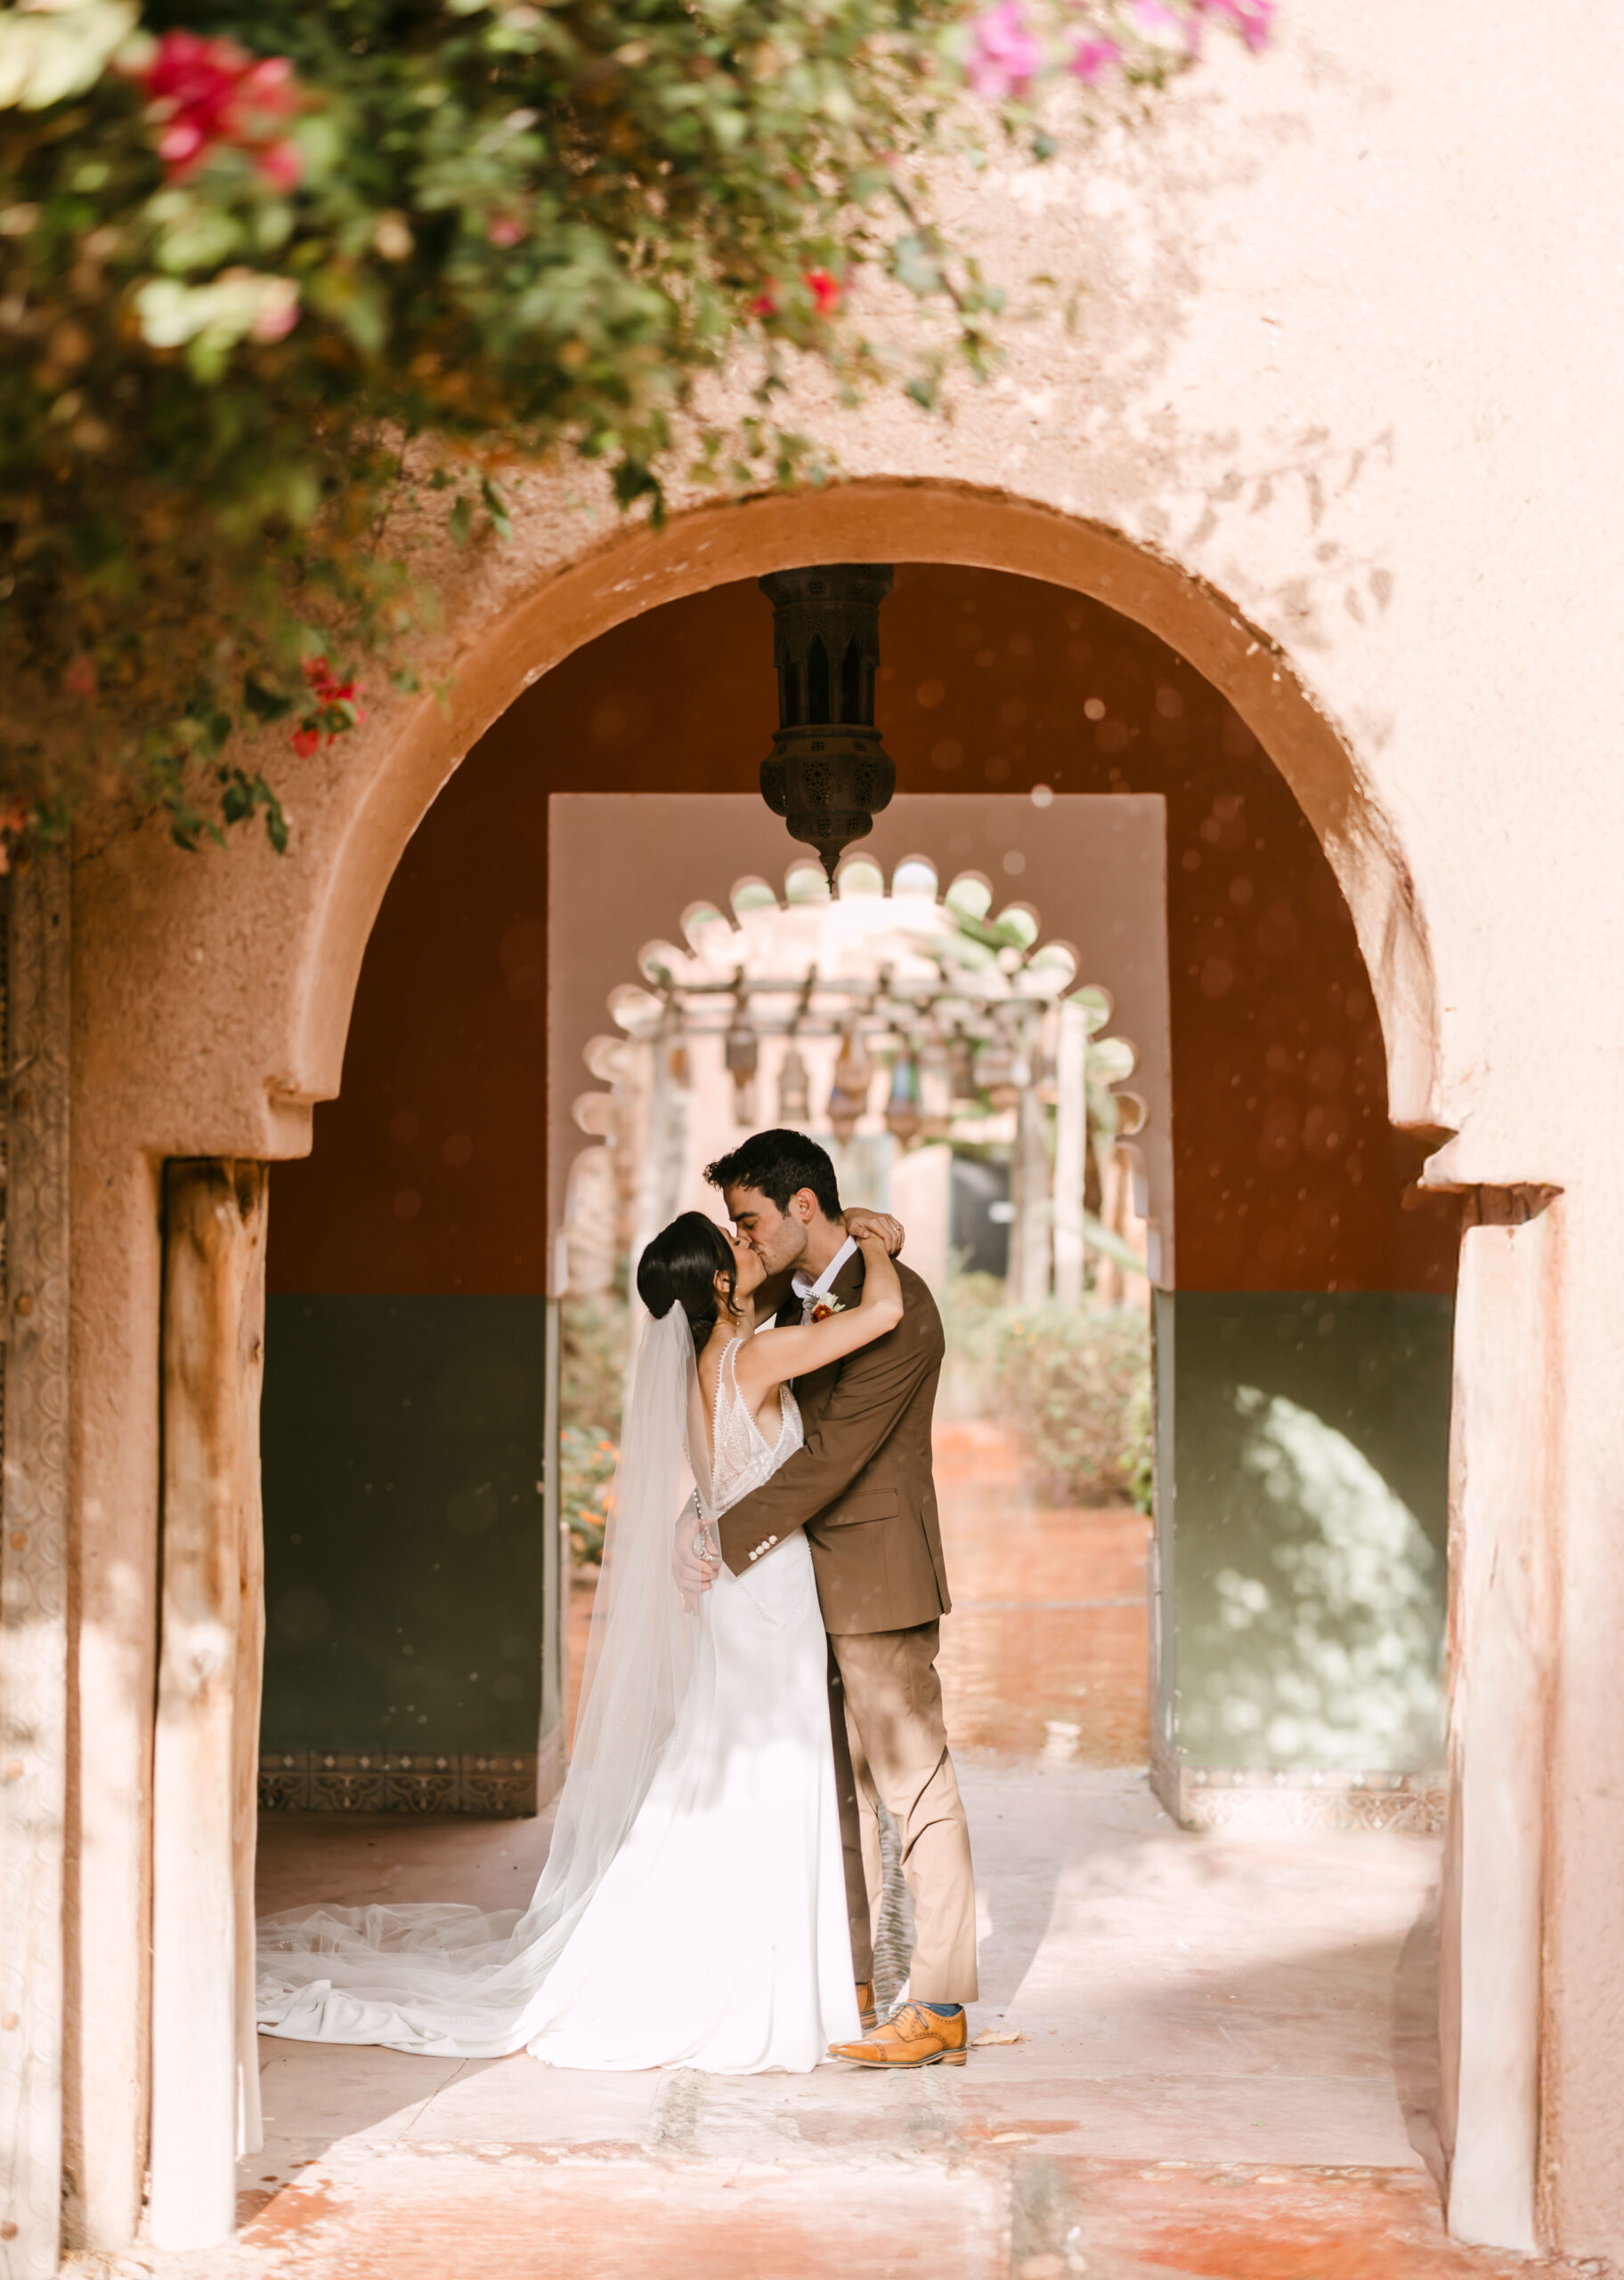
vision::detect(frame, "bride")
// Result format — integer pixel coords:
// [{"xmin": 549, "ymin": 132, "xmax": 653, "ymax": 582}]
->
[{"xmin": 256, "ymin": 1208, "xmax": 904, "ymax": 2072}]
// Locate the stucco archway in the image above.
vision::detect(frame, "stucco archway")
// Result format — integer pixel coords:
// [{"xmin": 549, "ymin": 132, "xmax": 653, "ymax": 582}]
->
[
  {"xmin": 68, "ymin": 484, "xmax": 1555, "ymax": 2266},
  {"xmin": 73, "ymin": 479, "xmax": 1442, "ymax": 1166}
]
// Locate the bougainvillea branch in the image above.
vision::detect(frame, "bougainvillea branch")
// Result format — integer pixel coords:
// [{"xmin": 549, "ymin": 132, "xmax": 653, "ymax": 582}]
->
[{"xmin": 0, "ymin": 0, "xmax": 1271, "ymax": 857}]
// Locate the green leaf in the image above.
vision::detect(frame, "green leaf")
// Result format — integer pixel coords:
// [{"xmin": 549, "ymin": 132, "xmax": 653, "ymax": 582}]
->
[
  {"xmin": 480, "ymin": 475, "xmax": 513, "ymax": 542},
  {"xmin": 612, "ymin": 459, "xmax": 661, "ymax": 512},
  {"xmin": 889, "ymin": 233, "xmax": 942, "ymax": 298},
  {"xmin": 262, "ymin": 789, "xmax": 289, "ymax": 857},
  {"xmin": 447, "ymin": 494, "xmax": 473, "ymax": 548},
  {"xmin": 242, "ymin": 675, "xmax": 293, "ymax": 722}
]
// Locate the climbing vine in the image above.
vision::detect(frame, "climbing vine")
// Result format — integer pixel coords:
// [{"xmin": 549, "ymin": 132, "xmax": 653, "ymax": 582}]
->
[{"xmin": 0, "ymin": 0, "xmax": 1271, "ymax": 854}]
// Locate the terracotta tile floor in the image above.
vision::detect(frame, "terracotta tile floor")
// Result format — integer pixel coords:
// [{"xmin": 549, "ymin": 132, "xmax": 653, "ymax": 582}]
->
[
  {"xmin": 85, "ymin": 1425, "xmax": 1596, "ymax": 2278},
  {"xmin": 934, "ymin": 1419, "xmax": 1150, "ymax": 1763}
]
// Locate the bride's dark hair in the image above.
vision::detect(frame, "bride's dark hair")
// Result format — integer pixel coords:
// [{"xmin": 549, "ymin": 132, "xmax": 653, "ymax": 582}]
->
[{"xmin": 636, "ymin": 1212, "xmax": 738, "ymax": 1353}]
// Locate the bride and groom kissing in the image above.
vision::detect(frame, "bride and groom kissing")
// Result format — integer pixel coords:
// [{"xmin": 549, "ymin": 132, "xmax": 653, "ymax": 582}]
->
[{"xmin": 257, "ymin": 1128, "xmax": 977, "ymax": 2076}]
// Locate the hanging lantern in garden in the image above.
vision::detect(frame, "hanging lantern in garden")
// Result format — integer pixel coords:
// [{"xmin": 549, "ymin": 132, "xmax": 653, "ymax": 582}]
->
[
  {"xmin": 918, "ymin": 1033, "xmax": 954, "ymax": 1140},
  {"xmin": 777, "ymin": 1042, "xmax": 811, "ymax": 1125},
  {"xmin": 884, "ymin": 1045, "xmax": 923, "ymax": 1147},
  {"xmin": 825, "ymin": 1024, "xmax": 873, "ymax": 1143},
  {"xmin": 948, "ymin": 1029, "xmax": 980, "ymax": 1106},
  {"xmin": 725, "ymin": 987, "xmax": 759, "ymax": 1127},
  {"xmin": 758, "ymin": 565, "xmax": 897, "ymax": 882},
  {"xmin": 976, "ymin": 1026, "xmax": 1024, "ymax": 1112}
]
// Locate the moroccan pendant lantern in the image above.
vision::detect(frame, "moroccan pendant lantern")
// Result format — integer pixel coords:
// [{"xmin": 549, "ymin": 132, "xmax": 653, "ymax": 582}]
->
[
  {"xmin": 918, "ymin": 1033, "xmax": 954, "ymax": 1139},
  {"xmin": 884, "ymin": 1046, "xmax": 923, "ymax": 1147},
  {"xmin": 724, "ymin": 981, "xmax": 759, "ymax": 1127},
  {"xmin": 948, "ymin": 1029, "xmax": 980, "ymax": 1106},
  {"xmin": 776, "ymin": 1043, "xmax": 811, "ymax": 1124},
  {"xmin": 759, "ymin": 565, "xmax": 897, "ymax": 881},
  {"xmin": 826, "ymin": 1024, "xmax": 874, "ymax": 1143}
]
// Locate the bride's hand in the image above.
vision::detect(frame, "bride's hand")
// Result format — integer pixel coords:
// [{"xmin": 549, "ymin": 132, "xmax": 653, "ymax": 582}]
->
[
  {"xmin": 842, "ymin": 1206, "xmax": 904, "ymax": 1257},
  {"xmin": 672, "ymin": 1513, "xmax": 719, "ymax": 1612}
]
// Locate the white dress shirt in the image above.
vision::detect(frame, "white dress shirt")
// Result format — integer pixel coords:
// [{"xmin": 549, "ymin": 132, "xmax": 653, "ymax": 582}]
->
[{"xmin": 791, "ymin": 1234, "xmax": 858, "ymax": 1323}]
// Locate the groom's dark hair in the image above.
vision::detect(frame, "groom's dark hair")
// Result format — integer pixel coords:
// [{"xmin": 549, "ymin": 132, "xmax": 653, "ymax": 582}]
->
[{"xmin": 704, "ymin": 1129, "xmax": 842, "ymax": 1221}]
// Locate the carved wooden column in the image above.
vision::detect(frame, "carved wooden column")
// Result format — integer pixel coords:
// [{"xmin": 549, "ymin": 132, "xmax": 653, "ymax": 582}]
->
[
  {"xmin": 149, "ymin": 1160, "xmax": 267, "ymax": 2251},
  {"xmin": 0, "ymin": 850, "xmax": 72, "ymax": 2280}
]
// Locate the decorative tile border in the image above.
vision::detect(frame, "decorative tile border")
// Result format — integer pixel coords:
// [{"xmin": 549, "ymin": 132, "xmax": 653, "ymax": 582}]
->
[
  {"xmin": 1151, "ymin": 1732, "xmax": 1447, "ymax": 1835},
  {"xmin": 260, "ymin": 1749, "xmax": 540, "ymax": 1818}
]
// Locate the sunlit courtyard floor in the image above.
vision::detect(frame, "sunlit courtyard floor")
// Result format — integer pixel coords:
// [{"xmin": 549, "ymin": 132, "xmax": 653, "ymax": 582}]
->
[{"xmin": 77, "ymin": 1428, "xmax": 1591, "ymax": 2278}]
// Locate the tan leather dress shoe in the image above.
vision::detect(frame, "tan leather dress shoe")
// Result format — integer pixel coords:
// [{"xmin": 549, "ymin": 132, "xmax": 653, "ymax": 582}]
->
[
  {"xmin": 828, "ymin": 2002, "xmax": 968, "ymax": 2069},
  {"xmin": 855, "ymin": 1981, "xmax": 879, "ymax": 2032}
]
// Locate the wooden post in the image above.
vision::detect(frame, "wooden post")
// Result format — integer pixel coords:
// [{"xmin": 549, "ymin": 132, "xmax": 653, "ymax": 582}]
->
[
  {"xmin": 1441, "ymin": 1186, "xmax": 1560, "ymax": 2252},
  {"xmin": 0, "ymin": 849, "xmax": 72, "ymax": 2280},
  {"xmin": 149, "ymin": 1161, "xmax": 266, "ymax": 2252}
]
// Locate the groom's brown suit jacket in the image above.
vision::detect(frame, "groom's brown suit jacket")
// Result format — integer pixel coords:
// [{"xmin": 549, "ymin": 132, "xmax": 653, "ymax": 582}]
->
[{"xmin": 715, "ymin": 1250, "xmax": 949, "ymax": 1635}]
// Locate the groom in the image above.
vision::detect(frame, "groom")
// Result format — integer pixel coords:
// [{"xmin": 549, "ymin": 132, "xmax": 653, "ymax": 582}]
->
[{"xmin": 693, "ymin": 1128, "xmax": 977, "ymax": 2071}]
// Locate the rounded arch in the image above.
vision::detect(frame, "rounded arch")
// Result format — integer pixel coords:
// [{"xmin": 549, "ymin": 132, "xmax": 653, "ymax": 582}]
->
[{"xmin": 77, "ymin": 478, "xmax": 1440, "ymax": 1159}]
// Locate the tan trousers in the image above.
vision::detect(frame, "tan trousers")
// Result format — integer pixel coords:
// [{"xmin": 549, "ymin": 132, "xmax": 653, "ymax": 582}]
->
[{"xmin": 826, "ymin": 1622, "xmax": 978, "ymax": 2005}]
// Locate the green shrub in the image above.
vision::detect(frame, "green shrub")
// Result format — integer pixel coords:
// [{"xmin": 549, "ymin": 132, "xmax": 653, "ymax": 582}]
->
[
  {"xmin": 558, "ymin": 1293, "xmax": 630, "ymax": 1568},
  {"xmin": 559, "ymin": 1422, "xmax": 618, "ymax": 1570},
  {"xmin": 940, "ymin": 1266, "xmax": 1152, "ymax": 1507},
  {"xmin": 992, "ymin": 1300, "xmax": 1151, "ymax": 1508}
]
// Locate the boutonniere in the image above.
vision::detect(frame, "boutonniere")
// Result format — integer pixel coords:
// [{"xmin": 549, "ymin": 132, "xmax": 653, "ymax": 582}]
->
[{"xmin": 811, "ymin": 1298, "xmax": 846, "ymax": 1321}]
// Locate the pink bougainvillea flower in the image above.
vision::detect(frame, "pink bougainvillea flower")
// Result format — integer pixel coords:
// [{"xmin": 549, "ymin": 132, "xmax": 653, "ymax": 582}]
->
[
  {"xmin": 1193, "ymin": 0, "xmax": 1275, "ymax": 50},
  {"xmin": 138, "ymin": 30, "xmax": 300, "ymax": 182},
  {"xmin": 1134, "ymin": 0, "xmax": 1197, "ymax": 50},
  {"xmin": 257, "ymin": 138, "xmax": 304, "ymax": 191},
  {"xmin": 290, "ymin": 726, "xmax": 321, "ymax": 758},
  {"xmin": 296, "ymin": 657, "xmax": 365, "ymax": 741},
  {"xmin": 487, "ymin": 216, "xmax": 525, "ymax": 248},
  {"xmin": 249, "ymin": 277, "xmax": 300, "ymax": 342},
  {"xmin": 1070, "ymin": 34, "xmax": 1122, "ymax": 81},
  {"xmin": 965, "ymin": 1, "xmax": 1043, "ymax": 101},
  {"xmin": 804, "ymin": 268, "xmax": 841, "ymax": 315},
  {"xmin": 751, "ymin": 285, "xmax": 779, "ymax": 318}
]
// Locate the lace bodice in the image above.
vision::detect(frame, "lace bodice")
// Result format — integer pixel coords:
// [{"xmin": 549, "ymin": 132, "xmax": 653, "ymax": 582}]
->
[{"xmin": 703, "ymin": 1338, "xmax": 803, "ymax": 1518}]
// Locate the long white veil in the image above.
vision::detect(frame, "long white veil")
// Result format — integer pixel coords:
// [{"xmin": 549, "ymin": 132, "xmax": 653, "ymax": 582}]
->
[{"xmin": 256, "ymin": 1306, "xmax": 710, "ymax": 2056}]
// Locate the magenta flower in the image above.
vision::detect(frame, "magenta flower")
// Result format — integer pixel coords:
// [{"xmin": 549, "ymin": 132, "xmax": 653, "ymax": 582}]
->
[
  {"xmin": 1134, "ymin": 0, "xmax": 1197, "ymax": 49},
  {"xmin": 1193, "ymin": 0, "xmax": 1276, "ymax": 50},
  {"xmin": 138, "ymin": 32, "xmax": 301, "ymax": 183},
  {"xmin": 257, "ymin": 138, "xmax": 304, "ymax": 191},
  {"xmin": 1070, "ymin": 35, "xmax": 1122, "ymax": 82},
  {"xmin": 966, "ymin": 2, "xmax": 1043, "ymax": 102}
]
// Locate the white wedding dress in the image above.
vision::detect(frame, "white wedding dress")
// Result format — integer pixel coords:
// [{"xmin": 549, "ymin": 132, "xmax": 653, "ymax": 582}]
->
[{"xmin": 256, "ymin": 1323, "xmax": 859, "ymax": 2073}]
